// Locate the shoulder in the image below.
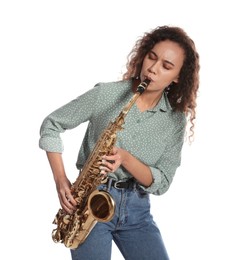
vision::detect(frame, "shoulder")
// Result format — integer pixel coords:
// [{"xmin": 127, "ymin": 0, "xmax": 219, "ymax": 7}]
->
[
  {"xmin": 163, "ymin": 93, "xmax": 187, "ymax": 130},
  {"xmin": 94, "ymin": 79, "xmax": 132, "ymax": 93},
  {"xmin": 75, "ymin": 79, "xmax": 131, "ymax": 102},
  {"xmin": 93, "ymin": 79, "xmax": 133, "ymax": 102},
  {"xmin": 172, "ymin": 110, "xmax": 187, "ymax": 128}
]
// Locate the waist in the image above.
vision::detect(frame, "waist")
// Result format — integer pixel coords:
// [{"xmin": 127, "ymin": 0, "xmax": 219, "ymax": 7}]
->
[{"xmin": 105, "ymin": 178, "xmax": 136, "ymax": 190}]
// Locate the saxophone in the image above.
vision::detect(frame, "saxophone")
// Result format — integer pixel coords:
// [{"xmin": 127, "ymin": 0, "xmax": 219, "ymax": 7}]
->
[{"xmin": 51, "ymin": 79, "xmax": 150, "ymax": 249}]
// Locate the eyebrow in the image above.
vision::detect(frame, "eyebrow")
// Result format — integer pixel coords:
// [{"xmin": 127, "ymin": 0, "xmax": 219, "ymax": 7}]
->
[{"xmin": 150, "ymin": 50, "xmax": 175, "ymax": 67}]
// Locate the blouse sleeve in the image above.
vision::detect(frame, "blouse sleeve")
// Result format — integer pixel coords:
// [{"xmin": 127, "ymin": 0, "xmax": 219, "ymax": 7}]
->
[
  {"xmin": 139, "ymin": 115, "xmax": 186, "ymax": 195},
  {"xmin": 39, "ymin": 85, "xmax": 100, "ymax": 153}
]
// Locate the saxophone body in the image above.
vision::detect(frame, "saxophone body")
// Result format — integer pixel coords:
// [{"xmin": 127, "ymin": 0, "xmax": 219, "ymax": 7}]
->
[{"xmin": 51, "ymin": 79, "xmax": 150, "ymax": 249}]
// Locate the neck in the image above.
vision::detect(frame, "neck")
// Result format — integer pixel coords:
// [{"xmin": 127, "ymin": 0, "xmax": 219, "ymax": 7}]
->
[{"xmin": 136, "ymin": 91, "xmax": 163, "ymax": 112}]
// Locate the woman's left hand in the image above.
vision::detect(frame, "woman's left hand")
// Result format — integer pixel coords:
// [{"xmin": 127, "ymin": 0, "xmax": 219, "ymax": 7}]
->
[{"xmin": 100, "ymin": 147, "xmax": 126, "ymax": 175}]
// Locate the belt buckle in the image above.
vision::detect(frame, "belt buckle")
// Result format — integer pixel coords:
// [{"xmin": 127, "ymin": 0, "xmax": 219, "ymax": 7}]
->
[{"xmin": 113, "ymin": 180, "xmax": 125, "ymax": 189}]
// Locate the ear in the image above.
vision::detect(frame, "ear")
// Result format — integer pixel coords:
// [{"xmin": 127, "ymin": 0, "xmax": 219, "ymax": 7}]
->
[{"xmin": 173, "ymin": 77, "xmax": 179, "ymax": 84}]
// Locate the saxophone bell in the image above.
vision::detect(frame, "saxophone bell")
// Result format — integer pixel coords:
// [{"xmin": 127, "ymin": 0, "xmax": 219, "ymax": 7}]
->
[
  {"xmin": 64, "ymin": 189, "xmax": 116, "ymax": 249},
  {"xmin": 88, "ymin": 189, "xmax": 115, "ymax": 222}
]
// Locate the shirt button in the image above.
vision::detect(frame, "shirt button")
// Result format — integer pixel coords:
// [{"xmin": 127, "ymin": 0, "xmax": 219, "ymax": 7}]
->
[{"xmin": 136, "ymin": 119, "xmax": 141, "ymax": 123}]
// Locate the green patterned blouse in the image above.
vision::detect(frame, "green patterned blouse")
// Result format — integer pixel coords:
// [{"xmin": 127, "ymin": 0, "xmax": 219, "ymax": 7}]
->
[{"xmin": 39, "ymin": 79, "xmax": 186, "ymax": 195}]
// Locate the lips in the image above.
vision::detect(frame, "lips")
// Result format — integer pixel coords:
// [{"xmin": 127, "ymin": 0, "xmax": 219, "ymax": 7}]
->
[{"xmin": 145, "ymin": 75, "xmax": 153, "ymax": 82}]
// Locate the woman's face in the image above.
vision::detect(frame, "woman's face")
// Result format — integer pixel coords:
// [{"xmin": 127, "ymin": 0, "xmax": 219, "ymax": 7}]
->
[{"xmin": 140, "ymin": 40, "xmax": 185, "ymax": 92}]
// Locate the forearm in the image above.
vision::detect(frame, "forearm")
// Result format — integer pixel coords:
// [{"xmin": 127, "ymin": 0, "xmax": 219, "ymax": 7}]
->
[
  {"xmin": 100, "ymin": 147, "xmax": 154, "ymax": 187},
  {"xmin": 121, "ymin": 150, "xmax": 153, "ymax": 187},
  {"xmin": 46, "ymin": 152, "xmax": 67, "ymax": 182},
  {"xmin": 46, "ymin": 152, "xmax": 77, "ymax": 213}
]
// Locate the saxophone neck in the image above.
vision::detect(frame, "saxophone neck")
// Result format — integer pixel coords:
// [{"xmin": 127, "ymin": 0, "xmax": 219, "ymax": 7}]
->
[
  {"xmin": 122, "ymin": 79, "xmax": 151, "ymax": 115},
  {"xmin": 122, "ymin": 92, "xmax": 140, "ymax": 115}
]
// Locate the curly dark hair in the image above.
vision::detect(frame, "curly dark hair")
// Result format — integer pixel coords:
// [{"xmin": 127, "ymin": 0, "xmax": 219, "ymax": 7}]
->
[{"xmin": 123, "ymin": 26, "xmax": 200, "ymax": 141}]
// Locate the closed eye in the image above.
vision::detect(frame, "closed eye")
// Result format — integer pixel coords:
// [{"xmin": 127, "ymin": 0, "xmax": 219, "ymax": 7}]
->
[
  {"xmin": 163, "ymin": 63, "xmax": 172, "ymax": 70},
  {"xmin": 148, "ymin": 51, "xmax": 174, "ymax": 69},
  {"xmin": 148, "ymin": 51, "xmax": 157, "ymax": 60},
  {"xmin": 163, "ymin": 60, "xmax": 174, "ymax": 70}
]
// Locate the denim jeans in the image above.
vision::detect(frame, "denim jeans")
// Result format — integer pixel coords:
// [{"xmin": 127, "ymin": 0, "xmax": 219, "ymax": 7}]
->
[{"xmin": 71, "ymin": 182, "xmax": 169, "ymax": 260}]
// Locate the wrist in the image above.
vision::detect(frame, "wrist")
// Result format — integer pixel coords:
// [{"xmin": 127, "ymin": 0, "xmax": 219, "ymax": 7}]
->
[
  {"xmin": 121, "ymin": 149, "xmax": 131, "ymax": 168},
  {"xmin": 53, "ymin": 171, "xmax": 67, "ymax": 183}
]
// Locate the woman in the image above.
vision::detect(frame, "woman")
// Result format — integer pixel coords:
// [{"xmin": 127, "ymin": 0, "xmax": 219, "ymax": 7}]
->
[{"xmin": 39, "ymin": 25, "xmax": 200, "ymax": 260}]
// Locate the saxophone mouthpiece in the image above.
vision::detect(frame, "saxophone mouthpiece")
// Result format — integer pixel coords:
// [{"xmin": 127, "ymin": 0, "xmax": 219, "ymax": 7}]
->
[{"xmin": 136, "ymin": 79, "xmax": 151, "ymax": 94}]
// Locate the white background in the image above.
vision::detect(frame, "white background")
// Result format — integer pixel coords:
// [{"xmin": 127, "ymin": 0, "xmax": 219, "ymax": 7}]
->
[{"xmin": 1, "ymin": 0, "xmax": 238, "ymax": 259}]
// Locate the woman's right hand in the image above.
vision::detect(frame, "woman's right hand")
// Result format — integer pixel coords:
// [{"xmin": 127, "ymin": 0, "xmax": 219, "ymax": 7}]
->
[
  {"xmin": 46, "ymin": 152, "xmax": 77, "ymax": 214},
  {"xmin": 55, "ymin": 176, "xmax": 77, "ymax": 214}
]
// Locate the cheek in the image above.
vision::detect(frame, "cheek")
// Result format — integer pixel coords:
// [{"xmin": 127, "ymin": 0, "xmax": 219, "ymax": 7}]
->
[
  {"xmin": 141, "ymin": 58, "xmax": 153, "ymax": 70},
  {"xmin": 154, "ymin": 75, "xmax": 173, "ymax": 89},
  {"xmin": 140, "ymin": 60, "xmax": 147, "ymax": 71}
]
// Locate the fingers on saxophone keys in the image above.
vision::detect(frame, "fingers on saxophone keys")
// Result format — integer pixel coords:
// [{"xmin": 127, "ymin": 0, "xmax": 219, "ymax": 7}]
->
[
  {"xmin": 102, "ymin": 159, "xmax": 114, "ymax": 168},
  {"xmin": 65, "ymin": 194, "xmax": 77, "ymax": 208},
  {"xmin": 63, "ymin": 205, "xmax": 74, "ymax": 215},
  {"xmin": 98, "ymin": 159, "xmax": 107, "ymax": 175},
  {"xmin": 61, "ymin": 200, "xmax": 74, "ymax": 214},
  {"xmin": 99, "ymin": 166, "xmax": 107, "ymax": 175}
]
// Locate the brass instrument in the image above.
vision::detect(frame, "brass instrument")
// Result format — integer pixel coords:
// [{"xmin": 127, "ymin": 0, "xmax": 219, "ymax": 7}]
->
[{"xmin": 51, "ymin": 79, "xmax": 150, "ymax": 249}]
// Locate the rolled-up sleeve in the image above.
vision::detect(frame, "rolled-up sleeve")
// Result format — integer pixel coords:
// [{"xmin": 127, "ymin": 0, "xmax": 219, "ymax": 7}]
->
[
  {"xmin": 39, "ymin": 85, "xmax": 100, "ymax": 153},
  {"xmin": 139, "ymin": 115, "xmax": 186, "ymax": 195}
]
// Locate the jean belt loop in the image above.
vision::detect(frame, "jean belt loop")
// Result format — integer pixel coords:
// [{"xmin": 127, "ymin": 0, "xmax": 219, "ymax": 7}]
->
[{"xmin": 107, "ymin": 178, "xmax": 113, "ymax": 192}]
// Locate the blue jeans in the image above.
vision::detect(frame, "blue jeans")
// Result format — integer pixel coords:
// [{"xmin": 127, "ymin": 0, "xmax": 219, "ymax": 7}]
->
[{"xmin": 71, "ymin": 182, "xmax": 169, "ymax": 260}]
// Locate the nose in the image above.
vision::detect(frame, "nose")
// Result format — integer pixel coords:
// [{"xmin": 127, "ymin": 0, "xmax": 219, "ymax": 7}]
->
[{"xmin": 147, "ymin": 62, "xmax": 158, "ymax": 75}]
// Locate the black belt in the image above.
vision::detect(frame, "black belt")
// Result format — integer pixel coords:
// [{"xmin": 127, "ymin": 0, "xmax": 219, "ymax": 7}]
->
[{"xmin": 106, "ymin": 178, "xmax": 135, "ymax": 190}]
